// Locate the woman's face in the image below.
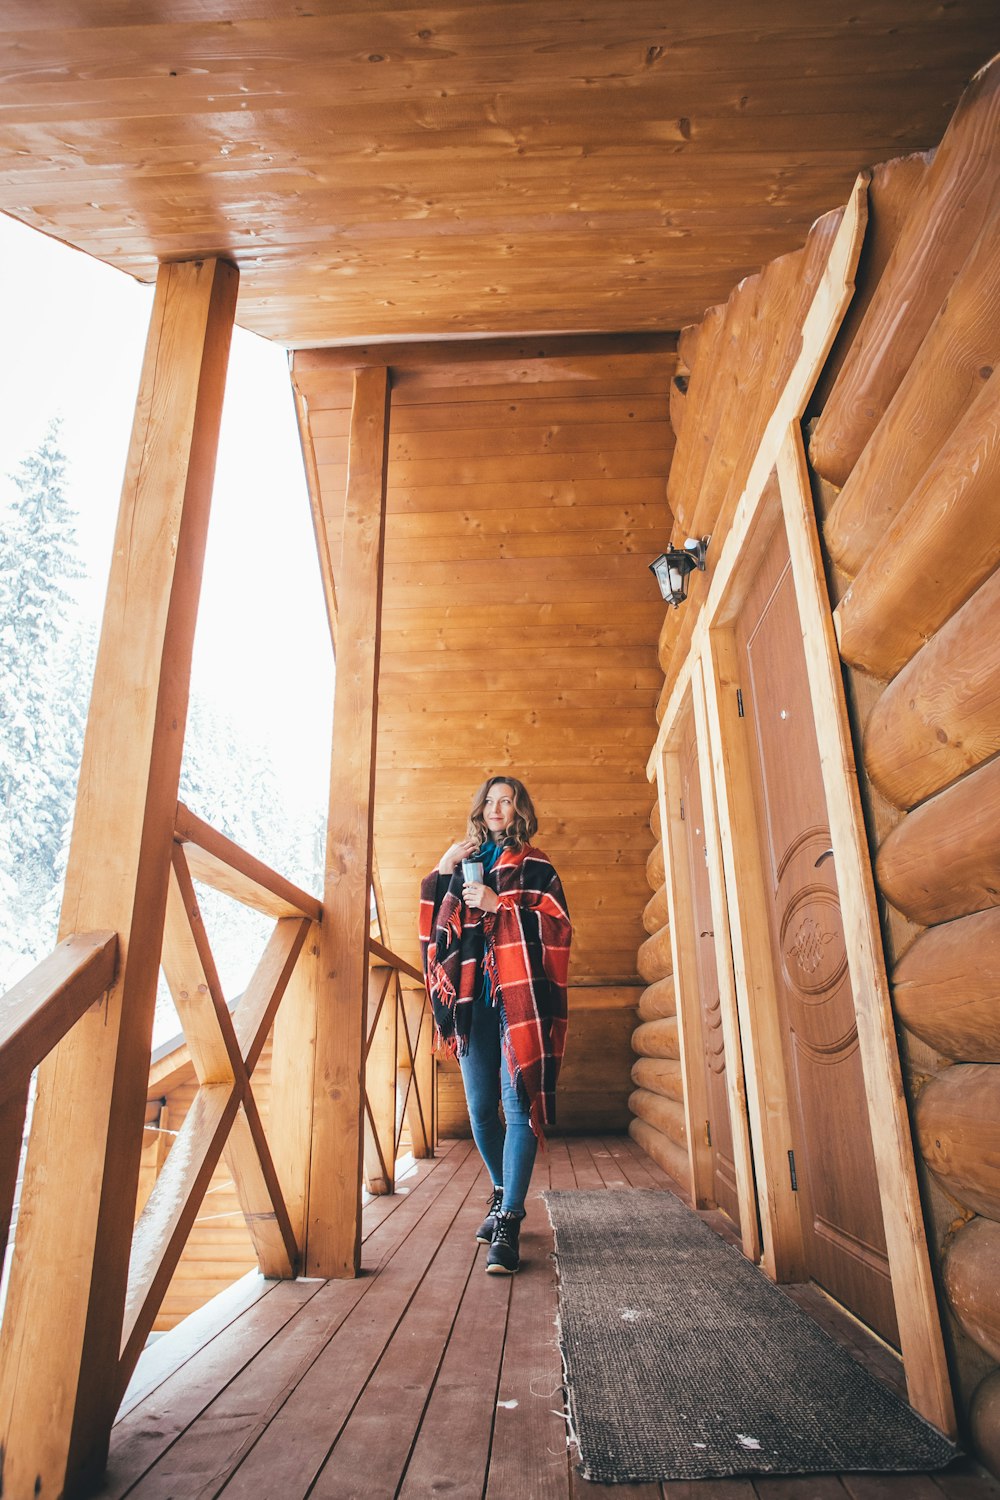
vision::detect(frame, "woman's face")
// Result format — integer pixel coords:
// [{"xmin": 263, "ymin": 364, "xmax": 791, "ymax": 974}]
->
[{"xmin": 483, "ymin": 782, "xmax": 516, "ymax": 837}]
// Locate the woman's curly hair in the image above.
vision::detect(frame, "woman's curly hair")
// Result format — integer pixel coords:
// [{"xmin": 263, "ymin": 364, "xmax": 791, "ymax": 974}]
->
[{"xmin": 467, "ymin": 775, "xmax": 538, "ymax": 853}]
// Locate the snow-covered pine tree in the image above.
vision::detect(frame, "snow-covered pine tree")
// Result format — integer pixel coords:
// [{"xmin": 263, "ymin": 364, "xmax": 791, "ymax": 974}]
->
[{"xmin": 0, "ymin": 421, "xmax": 87, "ymax": 978}]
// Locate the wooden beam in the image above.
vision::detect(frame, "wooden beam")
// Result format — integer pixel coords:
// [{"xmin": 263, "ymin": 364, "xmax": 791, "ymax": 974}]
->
[
  {"xmin": 161, "ymin": 850, "xmax": 238, "ymax": 1086},
  {"xmin": 0, "ymin": 929, "xmax": 117, "ymax": 1082},
  {"xmin": 120, "ymin": 1083, "xmax": 239, "ymax": 1383},
  {"xmin": 232, "ymin": 916, "xmax": 313, "ymax": 1077},
  {"xmin": 776, "ymin": 422, "xmax": 956, "ymax": 1437},
  {"xmin": 0, "ymin": 256, "xmax": 237, "ymax": 1499},
  {"xmin": 224, "ymin": 1092, "xmax": 298, "ymax": 1280},
  {"xmin": 293, "ymin": 332, "xmax": 676, "ymax": 376},
  {"xmin": 306, "ymin": 364, "xmax": 391, "ymax": 1276},
  {"xmin": 160, "ymin": 851, "xmax": 303, "ymax": 1287},
  {"xmin": 175, "ymin": 802, "xmax": 323, "ymax": 922},
  {"xmin": 363, "ymin": 966, "xmax": 397, "ymax": 1196},
  {"xmin": 269, "ymin": 927, "xmax": 321, "ymax": 1254},
  {"xmin": 400, "ymin": 985, "xmax": 434, "ymax": 1159},
  {"xmin": 368, "ymin": 938, "xmax": 424, "ymax": 986}
]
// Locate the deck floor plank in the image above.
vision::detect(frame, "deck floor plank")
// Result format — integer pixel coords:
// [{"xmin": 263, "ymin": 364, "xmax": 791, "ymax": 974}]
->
[
  {"xmin": 104, "ymin": 1135, "xmax": 1000, "ymax": 1500},
  {"xmin": 564, "ymin": 1136, "xmax": 605, "ymax": 1189},
  {"xmin": 601, "ymin": 1133, "xmax": 661, "ymax": 1189},
  {"xmin": 548, "ymin": 1135, "xmax": 578, "ymax": 1190},
  {"xmin": 309, "ymin": 1181, "xmax": 489, "ymax": 1496},
  {"xmin": 753, "ymin": 1480, "xmax": 850, "ymax": 1498},
  {"xmin": 841, "ymin": 1477, "xmax": 948, "ymax": 1498},
  {"xmin": 100, "ymin": 1279, "xmax": 325, "ymax": 1498},
  {"xmin": 486, "ymin": 1145, "xmax": 572, "ymax": 1500},
  {"xmin": 214, "ymin": 1143, "xmax": 483, "ymax": 1496},
  {"xmin": 106, "ymin": 1146, "xmax": 469, "ymax": 1498},
  {"xmin": 107, "ymin": 1140, "xmax": 476, "ymax": 1494},
  {"xmin": 396, "ymin": 1216, "xmax": 512, "ymax": 1497},
  {"xmin": 117, "ymin": 1273, "xmax": 275, "ymax": 1421},
  {"xmin": 583, "ymin": 1137, "xmax": 632, "ymax": 1190},
  {"xmin": 663, "ymin": 1482, "xmax": 757, "ymax": 1499}
]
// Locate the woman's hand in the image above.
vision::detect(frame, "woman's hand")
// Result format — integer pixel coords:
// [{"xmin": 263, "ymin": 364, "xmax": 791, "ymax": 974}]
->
[
  {"xmin": 438, "ymin": 837, "xmax": 477, "ymax": 876},
  {"xmin": 463, "ymin": 881, "xmax": 499, "ymax": 913}
]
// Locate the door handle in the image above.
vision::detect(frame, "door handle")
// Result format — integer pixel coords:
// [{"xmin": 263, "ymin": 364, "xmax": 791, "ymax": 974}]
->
[
  {"xmin": 700, "ymin": 929, "xmax": 714, "ymax": 937},
  {"xmin": 814, "ymin": 848, "xmax": 834, "ymax": 867}
]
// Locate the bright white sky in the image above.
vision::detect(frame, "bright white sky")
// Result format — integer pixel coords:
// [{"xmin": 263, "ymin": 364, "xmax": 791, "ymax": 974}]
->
[{"xmin": 0, "ymin": 214, "xmax": 333, "ymax": 819}]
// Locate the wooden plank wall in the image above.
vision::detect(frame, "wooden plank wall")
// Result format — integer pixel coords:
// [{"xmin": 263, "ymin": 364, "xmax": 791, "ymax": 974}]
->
[
  {"xmin": 294, "ymin": 341, "xmax": 676, "ymax": 1134},
  {"xmin": 646, "ymin": 56, "xmax": 1000, "ymax": 1469}
]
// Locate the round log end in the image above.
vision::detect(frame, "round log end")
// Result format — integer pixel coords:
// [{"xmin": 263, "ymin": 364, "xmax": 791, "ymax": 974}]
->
[
  {"xmin": 893, "ymin": 908, "xmax": 1000, "ymax": 1061},
  {"xmin": 942, "ymin": 1215, "xmax": 1000, "ymax": 1362},
  {"xmin": 971, "ymin": 1369, "xmax": 1000, "ymax": 1481},
  {"xmin": 637, "ymin": 923, "xmax": 673, "ymax": 984},
  {"xmin": 629, "ymin": 1115, "xmax": 689, "ymax": 1194},
  {"xmin": 915, "ymin": 1063, "xmax": 1000, "ymax": 1219}
]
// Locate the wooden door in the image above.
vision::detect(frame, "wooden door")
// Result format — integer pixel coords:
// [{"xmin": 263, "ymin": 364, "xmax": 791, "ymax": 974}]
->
[
  {"xmin": 734, "ymin": 522, "xmax": 898, "ymax": 1345},
  {"xmin": 678, "ymin": 714, "xmax": 742, "ymax": 1228}
]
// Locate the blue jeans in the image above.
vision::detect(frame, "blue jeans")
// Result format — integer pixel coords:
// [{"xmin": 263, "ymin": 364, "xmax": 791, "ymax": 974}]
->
[{"xmin": 458, "ymin": 999, "xmax": 537, "ymax": 1216}]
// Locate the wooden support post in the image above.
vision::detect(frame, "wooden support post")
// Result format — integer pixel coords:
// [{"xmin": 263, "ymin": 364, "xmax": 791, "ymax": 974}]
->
[
  {"xmin": 306, "ymin": 365, "xmax": 390, "ymax": 1276},
  {"xmin": 776, "ymin": 422, "xmax": 957, "ymax": 1437},
  {"xmin": 0, "ymin": 257, "xmax": 238, "ymax": 1498}
]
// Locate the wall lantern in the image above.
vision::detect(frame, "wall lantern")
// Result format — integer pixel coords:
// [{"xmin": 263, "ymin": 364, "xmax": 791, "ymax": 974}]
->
[{"xmin": 648, "ymin": 536, "xmax": 710, "ymax": 607}]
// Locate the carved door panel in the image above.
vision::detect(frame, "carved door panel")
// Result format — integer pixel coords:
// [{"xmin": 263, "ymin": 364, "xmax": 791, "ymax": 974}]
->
[
  {"xmin": 679, "ymin": 714, "xmax": 741, "ymax": 1228},
  {"xmin": 734, "ymin": 523, "xmax": 898, "ymax": 1345}
]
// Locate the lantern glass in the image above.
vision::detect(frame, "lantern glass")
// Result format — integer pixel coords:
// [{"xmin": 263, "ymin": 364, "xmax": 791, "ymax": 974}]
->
[{"xmin": 649, "ymin": 550, "xmax": 693, "ymax": 607}]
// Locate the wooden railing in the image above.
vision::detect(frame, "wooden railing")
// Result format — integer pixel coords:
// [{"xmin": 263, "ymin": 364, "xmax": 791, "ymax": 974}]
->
[
  {"xmin": 365, "ymin": 940, "xmax": 435, "ymax": 1194},
  {"xmin": 0, "ymin": 930, "xmax": 119, "ymax": 1256},
  {"xmin": 0, "ymin": 801, "xmax": 434, "ymax": 1395}
]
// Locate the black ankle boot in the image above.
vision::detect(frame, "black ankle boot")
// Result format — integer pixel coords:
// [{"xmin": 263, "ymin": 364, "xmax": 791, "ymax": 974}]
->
[
  {"xmin": 486, "ymin": 1210, "xmax": 521, "ymax": 1275},
  {"xmin": 476, "ymin": 1186, "xmax": 504, "ymax": 1245}
]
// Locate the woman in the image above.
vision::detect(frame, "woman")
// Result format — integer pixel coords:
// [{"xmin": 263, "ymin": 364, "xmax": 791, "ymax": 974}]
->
[{"xmin": 419, "ymin": 776, "xmax": 571, "ymax": 1274}]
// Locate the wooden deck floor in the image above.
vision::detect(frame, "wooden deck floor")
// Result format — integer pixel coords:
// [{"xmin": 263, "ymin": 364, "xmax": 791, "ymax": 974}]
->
[{"xmin": 103, "ymin": 1135, "xmax": 1000, "ymax": 1500}]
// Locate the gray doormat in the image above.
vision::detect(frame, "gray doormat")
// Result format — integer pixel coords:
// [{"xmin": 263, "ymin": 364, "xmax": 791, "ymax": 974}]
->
[{"xmin": 544, "ymin": 1189, "xmax": 955, "ymax": 1483}]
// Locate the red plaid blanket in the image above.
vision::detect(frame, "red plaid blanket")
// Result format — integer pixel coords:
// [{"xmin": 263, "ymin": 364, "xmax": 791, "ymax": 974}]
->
[{"xmin": 419, "ymin": 845, "xmax": 571, "ymax": 1136}]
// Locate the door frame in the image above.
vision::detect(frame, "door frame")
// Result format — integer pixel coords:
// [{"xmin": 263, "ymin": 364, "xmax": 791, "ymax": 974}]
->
[
  {"xmin": 647, "ymin": 431, "xmax": 954, "ymax": 1433},
  {"xmin": 656, "ymin": 680, "xmax": 760, "ymax": 1262}
]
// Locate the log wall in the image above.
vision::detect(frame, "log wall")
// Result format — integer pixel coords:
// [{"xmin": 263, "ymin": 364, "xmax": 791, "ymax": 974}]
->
[
  {"xmin": 807, "ymin": 56, "xmax": 1000, "ymax": 1465},
  {"xmin": 641, "ymin": 53, "xmax": 1000, "ymax": 1465},
  {"xmin": 632, "ymin": 204, "xmax": 850, "ymax": 1196}
]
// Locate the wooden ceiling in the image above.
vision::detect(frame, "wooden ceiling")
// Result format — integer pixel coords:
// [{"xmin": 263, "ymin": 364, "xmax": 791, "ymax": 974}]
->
[{"xmin": 2, "ymin": 3, "xmax": 997, "ymax": 346}]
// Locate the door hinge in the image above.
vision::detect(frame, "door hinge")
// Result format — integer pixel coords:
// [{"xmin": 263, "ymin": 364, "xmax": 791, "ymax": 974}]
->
[
  {"xmin": 788, "ymin": 1149, "xmax": 798, "ymax": 1192},
  {"xmin": 737, "ymin": 687, "xmax": 745, "ymax": 718},
  {"xmin": 705, "ymin": 1119, "xmax": 712, "ymax": 1147},
  {"xmin": 679, "ymin": 798, "xmax": 685, "ymax": 820}
]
